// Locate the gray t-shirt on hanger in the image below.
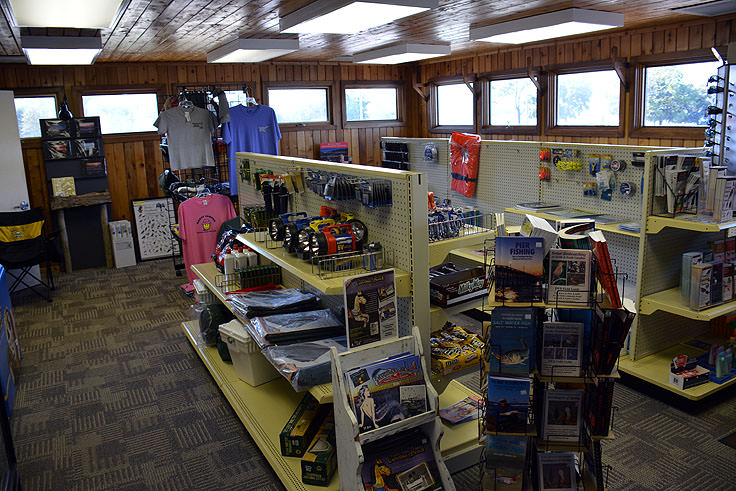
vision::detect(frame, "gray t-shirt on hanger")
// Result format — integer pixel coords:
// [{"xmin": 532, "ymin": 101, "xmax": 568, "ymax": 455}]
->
[{"xmin": 154, "ymin": 105, "xmax": 217, "ymax": 170}]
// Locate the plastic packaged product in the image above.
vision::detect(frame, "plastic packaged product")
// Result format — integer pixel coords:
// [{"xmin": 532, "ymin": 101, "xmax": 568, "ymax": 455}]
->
[
  {"xmin": 249, "ymin": 309, "xmax": 344, "ymax": 347},
  {"xmin": 262, "ymin": 337, "xmax": 348, "ymax": 391},
  {"xmin": 227, "ymin": 288, "xmax": 320, "ymax": 318}
]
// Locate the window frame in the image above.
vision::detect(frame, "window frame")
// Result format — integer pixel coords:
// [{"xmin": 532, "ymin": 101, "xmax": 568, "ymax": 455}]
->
[
  {"xmin": 13, "ymin": 88, "xmax": 63, "ymax": 141},
  {"xmin": 479, "ymin": 70, "xmax": 541, "ymax": 135},
  {"xmin": 340, "ymin": 81, "xmax": 405, "ymax": 128},
  {"xmin": 545, "ymin": 63, "xmax": 625, "ymax": 137},
  {"xmin": 630, "ymin": 49, "xmax": 720, "ymax": 140},
  {"xmin": 263, "ymin": 81, "xmax": 337, "ymax": 131},
  {"xmin": 428, "ymin": 77, "xmax": 477, "ymax": 134},
  {"xmin": 73, "ymin": 85, "xmax": 164, "ymax": 139}
]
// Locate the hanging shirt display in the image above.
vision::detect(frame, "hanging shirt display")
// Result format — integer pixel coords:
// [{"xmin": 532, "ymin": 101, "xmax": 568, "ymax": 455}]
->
[
  {"xmin": 154, "ymin": 105, "xmax": 217, "ymax": 170},
  {"xmin": 222, "ymin": 104, "xmax": 282, "ymax": 195},
  {"xmin": 178, "ymin": 194, "xmax": 236, "ymax": 283}
]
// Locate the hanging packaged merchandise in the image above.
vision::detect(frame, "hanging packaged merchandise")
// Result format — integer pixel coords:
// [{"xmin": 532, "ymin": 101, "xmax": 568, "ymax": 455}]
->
[
  {"xmin": 450, "ymin": 132, "xmax": 481, "ymax": 198},
  {"xmin": 262, "ymin": 337, "xmax": 348, "ymax": 391},
  {"xmin": 249, "ymin": 309, "xmax": 345, "ymax": 347},
  {"xmin": 228, "ymin": 288, "xmax": 320, "ymax": 318}
]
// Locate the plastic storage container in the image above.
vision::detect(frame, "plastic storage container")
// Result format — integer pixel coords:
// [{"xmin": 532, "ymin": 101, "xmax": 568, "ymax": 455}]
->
[{"xmin": 218, "ymin": 319, "xmax": 279, "ymax": 386}]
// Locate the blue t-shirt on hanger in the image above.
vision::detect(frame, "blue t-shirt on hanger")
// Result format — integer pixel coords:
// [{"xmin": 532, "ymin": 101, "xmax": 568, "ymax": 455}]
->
[{"xmin": 222, "ymin": 104, "xmax": 282, "ymax": 195}]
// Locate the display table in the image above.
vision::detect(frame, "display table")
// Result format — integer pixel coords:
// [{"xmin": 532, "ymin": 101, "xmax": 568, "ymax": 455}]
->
[{"xmin": 187, "ymin": 262, "xmax": 482, "ymax": 490}]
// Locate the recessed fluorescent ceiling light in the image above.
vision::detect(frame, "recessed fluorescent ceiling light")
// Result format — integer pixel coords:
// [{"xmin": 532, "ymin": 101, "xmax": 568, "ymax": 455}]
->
[
  {"xmin": 470, "ymin": 8, "xmax": 624, "ymax": 45},
  {"xmin": 280, "ymin": 0, "xmax": 437, "ymax": 34},
  {"xmin": 206, "ymin": 38, "xmax": 299, "ymax": 63},
  {"xmin": 9, "ymin": 0, "xmax": 124, "ymax": 28},
  {"xmin": 672, "ymin": 0, "xmax": 736, "ymax": 17},
  {"xmin": 353, "ymin": 43, "xmax": 450, "ymax": 64},
  {"xmin": 21, "ymin": 36, "xmax": 102, "ymax": 65}
]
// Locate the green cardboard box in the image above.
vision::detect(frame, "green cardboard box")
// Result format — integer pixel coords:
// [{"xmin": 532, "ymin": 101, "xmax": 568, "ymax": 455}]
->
[
  {"xmin": 301, "ymin": 409, "xmax": 336, "ymax": 487},
  {"xmin": 280, "ymin": 393, "xmax": 328, "ymax": 457}
]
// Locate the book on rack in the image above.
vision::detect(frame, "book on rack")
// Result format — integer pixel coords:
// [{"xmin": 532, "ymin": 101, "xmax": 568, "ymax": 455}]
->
[
  {"xmin": 344, "ymin": 352, "xmax": 427, "ymax": 433},
  {"xmin": 486, "ymin": 375, "xmax": 530, "ymax": 434},
  {"xmin": 554, "ymin": 218, "xmax": 595, "ymax": 232},
  {"xmin": 521, "ymin": 215, "xmax": 557, "ymax": 255},
  {"xmin": 542, "ymin": 389, "xmax": 583, "ymax": 442},
  {"xmin": 361, "ymin": 428, "xmax": 443, "ymax": 491},
  {"xmin": 537, "ymin": 452, "xmax": 577, "ymax": 491},
  {"xmin": 589, "ymin": 230, "xmax": 622, "ymax": 309},
  {"xmin": 557, "ymin": 223, "xmax": 594, "ymax": 250},
  {"xmin": 548, "ymin": 249, "xmax": 592, "ymax": 305},
  {"xmin": 488, "ymin": 307, "xmax": 538, "ymax": 375},
  {"xmin": 591, "ymin": 306, "xmax": 635, "ymax": 375},
  {"xmin": 439, "ymin": 395, "xmax": 482, "ymax": 424},
  {"xmin": 689, "ymin": 263, "xmax": 713, "ymax": 309},
  {"xmin": 714, "ymin": 176, "xmax": 736, "ymax": 222},
  {"xmin": 584, "ymin": 379, "xmax": 615, "ymax": 437},
  {"xmin": 540, "ymin": 322, "xmax": 583, "ymax": 377},
  {"xmin": 495, "ymin": 212, "xmax": 507, "ymax": 237},
  {"xmin": 494, "ymin": 236, "xmax": 545, "ymax": 303},
  {"xmin": 681, "ymin": 251, "xmax": 703, "ymax": 298},
  {"xmin": 485, "ymin": 434, "xmax": 529, "ymax": 491}
]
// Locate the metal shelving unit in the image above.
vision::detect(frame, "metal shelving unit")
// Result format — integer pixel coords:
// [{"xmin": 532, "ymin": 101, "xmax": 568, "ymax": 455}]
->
[{"xmin": 623, "ymin": 147, "xmax": 736, "ymax": 400}]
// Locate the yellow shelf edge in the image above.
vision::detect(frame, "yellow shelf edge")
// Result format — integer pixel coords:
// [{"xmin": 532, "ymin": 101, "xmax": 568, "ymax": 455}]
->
[
  {"xmin": 640, "ymin": 286, "xmax": 736, "ymax": 320},
  {"xmin": 236, "ymin": 233, "xmax": 411, "ymax": 296},
  {"xmin": 646, "ymin": 215, "xmax": 736, "ymax": 234},
  {"xmin": 618, "ymin": 340, "xmax": 736, "ymax": 401},
  {"xmin": 181, "ymin": 321, "xmax": 338, "ymax": 491}
]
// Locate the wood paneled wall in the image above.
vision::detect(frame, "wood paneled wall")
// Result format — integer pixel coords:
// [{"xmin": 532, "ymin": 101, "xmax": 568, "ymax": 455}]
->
[
  {"xmin": 413, "ymin": 15, "xmax": 736, "ymax": 148},
  {"xmin": 0, "ymin": 61, "xmax": 414, "ymax": 224}
]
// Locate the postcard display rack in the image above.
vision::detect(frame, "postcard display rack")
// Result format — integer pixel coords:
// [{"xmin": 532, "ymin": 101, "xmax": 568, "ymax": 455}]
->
[
  {"xmin": 619, "ymin": 145, "xmax": 736, "ymax": 400},
  {"xmin": 40, "ymin": 116, "xmax": 108, "ymax": 197},
  {"xmin": 483, "ymin": 262, "xmax": 625, "ymax": 491},
  {"xmin": 331, "ymin": 327, "xmax": 455, "ymax": 490}
]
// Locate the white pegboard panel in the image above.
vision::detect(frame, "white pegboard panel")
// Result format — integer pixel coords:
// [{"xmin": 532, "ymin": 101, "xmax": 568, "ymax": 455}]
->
[
  {"xmin": 239, "ymin": 154, "xmax": 413, "ymax": 273},
  {"xmin": 539, "ymin": 143, "xmax": 657, "ymax": 223}
]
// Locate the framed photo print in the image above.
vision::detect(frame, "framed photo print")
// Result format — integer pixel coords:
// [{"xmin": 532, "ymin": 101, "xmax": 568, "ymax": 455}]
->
[
  {"xmin": 74, "ymin": 117, "xmax": 100, "ymax": 137},
  {"xmin": 43, "ymin": 140, "xmax": 71, "ymax": 160},
  {"xmin": 73, "ymin": 138, "xmax": 100, "ymax": 158},
  {"xmin": 40, "ymin": 119, "xmax": 72, "ymax": 139},
  {"xmin": 83, "ymin": 158, "xmax": 106, "ymax": 177}
]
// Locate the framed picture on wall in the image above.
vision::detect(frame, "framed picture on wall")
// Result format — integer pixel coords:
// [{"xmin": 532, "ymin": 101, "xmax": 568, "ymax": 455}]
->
[
  {"xmin": 74, "ymin": 117, "xmax": 100, "ymax": 137},
  {"xmin": 40, "ymin": 119, "xmax": 72, "ymax": 139},
  {"xmin": 43, "ymin": 140, "xmax": 72, "ymax": 160},
  {"xmin": 131, "ymin": 197, "xmax": 179, "ymax": 261},
  {"xmin": 72, "ymin": 138, "xmax": 100, "ymax": 158}
]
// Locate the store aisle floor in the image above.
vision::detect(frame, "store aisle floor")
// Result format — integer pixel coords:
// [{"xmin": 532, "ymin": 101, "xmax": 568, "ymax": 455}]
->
[
  {"xmin": 10, "ymin": 260, "xmax": 736, "ymax": 490},
  {"xmin": 11, "ymin": 260, "xmax": 284, "ymax": 491}
]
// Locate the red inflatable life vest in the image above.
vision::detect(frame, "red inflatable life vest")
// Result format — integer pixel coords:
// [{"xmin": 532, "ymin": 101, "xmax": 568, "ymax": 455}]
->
[{"xmin": 450, "ymin": 132, "xmax": 481, "ymax": 198}]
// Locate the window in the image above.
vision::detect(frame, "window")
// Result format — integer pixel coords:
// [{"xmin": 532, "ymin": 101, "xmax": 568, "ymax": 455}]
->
[
  {"xmin": 556, "ymin": 70, "xmax": 620, "ymax": 126},
  {"xmin": 643, "ymin": 60, "xmax": 718, "ymax": 127},
  {"xmin": 14, "ymin": 96, "xmax": 57, "ymax": 138},
  {"xmin": 81, "ymin": 93, "xmax": 159, "ymax": 134},
  {"xmin": 489, "ymin": 77, "xmax": 538, "ymax": 127},
  {"xmin": 345, "ymin": 88, "xmax": 397, "ymax": 121},
  {"xmin": 267, "ymin": 87, "xmax": 329, "ymax": 124},
  {"xmin": 435, "ymin": 82, "xmax": 474, "ymax": 127}
]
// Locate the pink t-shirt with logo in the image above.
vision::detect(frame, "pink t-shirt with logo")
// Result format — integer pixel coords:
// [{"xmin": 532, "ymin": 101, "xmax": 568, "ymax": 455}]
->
[{"xmin": 178, "ymin": 194, "xmax": 236, "ymax": 283}]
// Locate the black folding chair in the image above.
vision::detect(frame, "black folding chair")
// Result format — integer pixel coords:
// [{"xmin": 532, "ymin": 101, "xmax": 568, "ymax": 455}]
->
[{"xmin": 0, "ymin": 207, "xmax": 58, "ymax": 302}]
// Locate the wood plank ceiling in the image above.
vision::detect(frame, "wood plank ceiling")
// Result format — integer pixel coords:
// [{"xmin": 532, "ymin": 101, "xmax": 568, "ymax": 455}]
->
[{"xmin": 0, "ymin": 0, "xmax": 724, "ymax": 62}]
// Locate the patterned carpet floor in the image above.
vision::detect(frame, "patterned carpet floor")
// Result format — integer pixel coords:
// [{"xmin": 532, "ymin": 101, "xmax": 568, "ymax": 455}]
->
[{"xmin": 9, "ymin": 261, "xmax": 736, "ymax": 490}]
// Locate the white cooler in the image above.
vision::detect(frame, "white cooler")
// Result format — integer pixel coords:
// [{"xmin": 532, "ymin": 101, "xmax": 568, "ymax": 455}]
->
[{"xmin": 218, "ymin": 319, "xmax": 279, "ymax": 386}]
